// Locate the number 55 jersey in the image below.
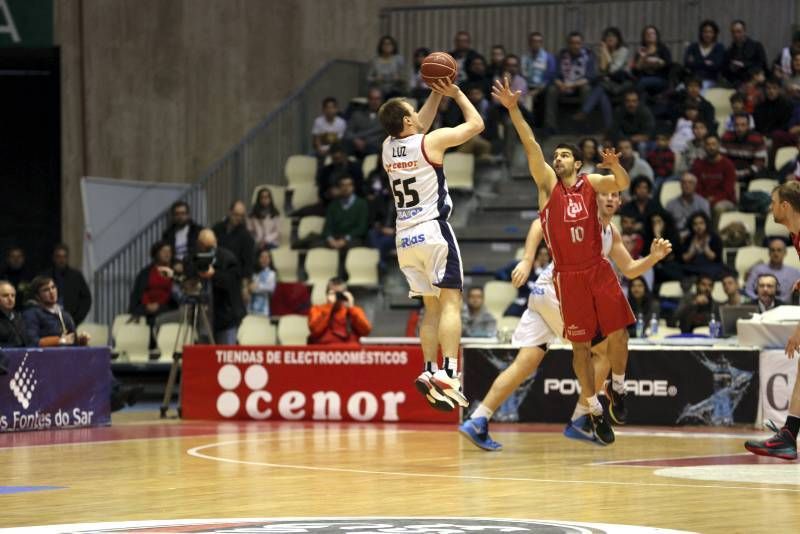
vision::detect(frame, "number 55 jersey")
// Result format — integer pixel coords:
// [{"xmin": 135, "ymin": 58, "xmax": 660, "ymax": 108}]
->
[{"xmin": 383, "ymin": 133, "xmax": 463, "ymax": 297}]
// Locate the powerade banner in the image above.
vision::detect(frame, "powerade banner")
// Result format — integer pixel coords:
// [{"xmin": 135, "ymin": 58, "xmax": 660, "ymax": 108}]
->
[
  {"xmin": 463, "ymin": 346, "xmax": 759, "ymax": 425},
  {"xmin": 759, "ymin": 349, "xmax": 799, "ymax": 425},
  {"xmin": 0, "ymin": 348, "xmax": 111, "ymax": 432},
  {"xmin": 182, "ymin": 345, "xmax": 458, "ymax": 423}
]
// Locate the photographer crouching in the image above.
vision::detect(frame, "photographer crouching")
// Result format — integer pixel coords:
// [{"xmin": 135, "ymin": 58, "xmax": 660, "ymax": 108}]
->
[{"xmin": 308, "ymin": 277, "xmax": 372, "ymax": 345}]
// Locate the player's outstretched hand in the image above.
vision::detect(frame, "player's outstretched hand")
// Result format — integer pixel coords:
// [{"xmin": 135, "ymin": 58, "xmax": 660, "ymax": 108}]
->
[
  {"xmin": 650, "ymin": 238, "xmax": 672, "ymax": 261},
  {"xmin": 491, "ymin": 76, "xmax": 521, "ymax": 109},
  {"xmin": 429, "ymin": 79, "xmax": 459, "ymax": 98},
  {"xmin": 597, "ymin": 148, "xmax": 622, "ymax": 169},
  {"xmin": 511, "ymin": 259, "xmax": 532, "ymax": 288}
]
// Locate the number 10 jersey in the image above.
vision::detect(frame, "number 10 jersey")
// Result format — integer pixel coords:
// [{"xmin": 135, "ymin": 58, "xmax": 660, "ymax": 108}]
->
[{"xmin": 382, "ymin": 133, "xmax": 453, "ymax": 232}]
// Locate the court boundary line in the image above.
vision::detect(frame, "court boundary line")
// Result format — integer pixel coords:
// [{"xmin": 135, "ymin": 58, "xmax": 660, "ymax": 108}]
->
[{"xmin": 186, "ymin": 438, "xmax": 800, "ymax": 493}]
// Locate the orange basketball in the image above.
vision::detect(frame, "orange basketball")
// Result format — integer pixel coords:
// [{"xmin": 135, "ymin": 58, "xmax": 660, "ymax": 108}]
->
[{"xmin": 420, "ymin": 52, "xmax": 458, "ymax": 87}]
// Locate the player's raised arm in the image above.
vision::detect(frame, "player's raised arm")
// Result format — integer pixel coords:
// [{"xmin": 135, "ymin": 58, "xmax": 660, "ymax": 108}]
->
[
  {"xmin": 492, "ymin": 77, "xmax": 556, "ymax": 196},
  {"xmin": 423, "ymin": 80, "xmax": 484, "ymax": 162},
  {"xmin": 587, "ymin": 148, "xmax": 631, "ymax": 193},
  {"xmin": 417, "ymin": 91, "xmax": 443, "ymax": 133},
  {"xmin": 511, "ymin": 218, "xmax": 545, "ymax": 288},
  {"xmin": 608, "ymin": 225, "xmax": 672, "ymax": 279}
]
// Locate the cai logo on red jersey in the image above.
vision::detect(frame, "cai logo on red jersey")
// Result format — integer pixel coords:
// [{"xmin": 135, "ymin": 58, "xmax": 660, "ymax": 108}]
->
[{"xmin": 563, "ymin": 194, "xmax": 589, "ymax": 222}]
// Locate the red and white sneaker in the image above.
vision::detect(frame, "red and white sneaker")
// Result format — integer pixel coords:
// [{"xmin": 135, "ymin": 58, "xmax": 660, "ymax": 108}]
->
[
  {"xmin": 430, "ymin": 369, "xmax": 468, "ymax": 407},
  {"xmin": 414, "ymin": 371, "xmax": 454, "ymax": 411}
]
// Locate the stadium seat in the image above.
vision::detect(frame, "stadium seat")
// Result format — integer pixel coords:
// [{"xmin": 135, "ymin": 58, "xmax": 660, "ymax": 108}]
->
[
  {"xmin": 711, "ymin": 282, "xmax": 727, "ymax": 303},
  {"xmin": 659, "ymin": 180, "xmax": 681, "ymax": 208},
  {"xmin": 310, "ymin": 282, "xmax": 328, "ymax": 305},
  {"xmin": 272, "ymin": 247, "xmax": 300, "ymax": 282},
  {"xmin": 497, "ymin": 315, "xmax": 520, "ymax": 333},
  {"xmin": 718, "ymin": 211, "xmax": 756, "ymax": 237},
  {"xmin": 785, "ymin": 249, "xmax": 800, "ymax": 270},
  {"xmin": 237, "ymin": 315, "xmax": 276, "ymax": 345},
  {"xmin": 289, "ymin": 183, "xmax": 319, "ymax": 211},
  {"xmin": 443, "ymin": 153, "xmax": 474, "ymax": 191},
  {"xmin": 277, "ymin": 314, "xmax": 310, "ymax": 345},
  {"xmin": 611, "ymin": 214, "xmax": 621, "ymax": 230},
  {"xmin": 747, "ymin": 178, "xmax": 778, "ymax": 194},
  {"xmin": 345, "ymin": 247, "xmax": 380, "ymax": 287},
  {"xmin": 155, "ymin": 322, "xmax": 193, "ymax": 360},
  {"xmin": 705, "ymin": 88, "xmax": 735, "ymax": 118},
  {"xmin": 483, "ymin": 281, "xmax": 517, "ymax": 320},
  {"xmin": 764, "ymin": 216, "xmax": 790, "ymax": 238},
  {"xmin": 305, "ymin": 248, "xmax": 339, "ymax": 285},
  {"xmin": 250, "ymin": 185, "xmax": 287, "ymax": 213},
  {"xmin": 77, "ymin": 322, "xmax": 109, "ymax": 347},
  {"xmin": 114, "ymin": 322, "xmax": 151, "ymax": 362},
  {"xmin": 362, "ymin": 153, "xmax": 379, "ymax": 178},
  {"xmin": 111, "ymin": 314, "xmax": 145, "ymax": 341},
  {"xmin": 297, "ymin": 216, "xmax": 325, "ymax": 242},
  {"xmin": 285, "ymin": 154, "xmax": 317, "ymax": 188},
  {"xmin": 775, "ymin": 146, "xmax": 799, "ymax": 171},
  {"xmin": 658, "ymin": 281, "xmax": 683, "ymax": 299},
  {"xmin": 734, "ymin": 246, "xmax": 769, "ymax": 280}
]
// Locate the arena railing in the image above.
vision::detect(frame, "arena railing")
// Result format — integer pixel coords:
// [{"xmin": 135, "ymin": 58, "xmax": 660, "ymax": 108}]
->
[{"xmin": 92, "ymin": 60, "xmax": 368, "ymax": 328}]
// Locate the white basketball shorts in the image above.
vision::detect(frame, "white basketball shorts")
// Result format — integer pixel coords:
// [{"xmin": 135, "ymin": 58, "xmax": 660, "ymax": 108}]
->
[
  {"xmin": 511, "ymin": 281, "xmax": 563, "ymax": 349},
  {"xmin": 396, "ymin": 219, "xmax": 463, "ymax": 298}
]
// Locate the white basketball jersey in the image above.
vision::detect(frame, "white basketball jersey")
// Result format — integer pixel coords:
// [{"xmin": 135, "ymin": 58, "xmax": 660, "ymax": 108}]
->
[{"xmin": 382, "ymin": 133, "xmax": 453, "ymax": 232}]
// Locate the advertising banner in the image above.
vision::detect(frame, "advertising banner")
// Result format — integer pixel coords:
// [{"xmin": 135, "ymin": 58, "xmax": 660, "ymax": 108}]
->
[
  {"xmin": 759, "ymin": 349, "xmax": 799, "ymax": 424},
  {"xmin": 0, "ymin": 348, "xmax": 111, "ymax": 432},
  {"xmin": 463, "ymin": 346, "xmax": 759, "ymax": 425},
  {"xmin": 182, "ymin": 345, "xmax": 458, "ymax": 423}
]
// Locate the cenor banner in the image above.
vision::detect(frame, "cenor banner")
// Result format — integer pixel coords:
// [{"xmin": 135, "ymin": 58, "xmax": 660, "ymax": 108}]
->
[
  {"xmin": 0, "ymin": 347, "xmax": 111, "ymax": 432},
  {"xmin": 181, "ymin": 345, "xmax": 459, "ymax": 423},
  {"xmin": 463, "ymin": 346, "xmax": 759, "ymax": 425}
]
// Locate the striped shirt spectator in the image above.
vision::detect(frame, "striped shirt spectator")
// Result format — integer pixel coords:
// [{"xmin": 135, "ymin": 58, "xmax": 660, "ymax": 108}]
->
[{"xmin": 720, "ymin": 113, "xmax": 767, "ymax": 183}]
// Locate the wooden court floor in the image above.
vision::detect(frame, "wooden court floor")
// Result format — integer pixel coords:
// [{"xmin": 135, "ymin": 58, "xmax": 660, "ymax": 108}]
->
[{"xmin": 1, "ymin": 411, "xmax": 799, "ymax": 533}]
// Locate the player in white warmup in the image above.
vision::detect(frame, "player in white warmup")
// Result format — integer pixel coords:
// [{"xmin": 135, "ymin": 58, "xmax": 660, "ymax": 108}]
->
[
  {"xmin": 459, "ymin": 190, "xmax": 672, "ymax": 450},
  {"xmin": 378, "ymin": 80, "xmax": 484, "ymax": 410}
]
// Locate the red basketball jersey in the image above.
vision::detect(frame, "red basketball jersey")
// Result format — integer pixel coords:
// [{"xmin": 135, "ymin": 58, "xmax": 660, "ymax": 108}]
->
[{"xmin": 541, "ymin": 175, "xmax": 602, "ymax": 271}]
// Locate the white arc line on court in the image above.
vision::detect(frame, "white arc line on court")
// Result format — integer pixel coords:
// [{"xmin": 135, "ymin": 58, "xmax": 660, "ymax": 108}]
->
[{"xmin": 186, "ymin": 438, "xmax": 800, "ymax": 493}]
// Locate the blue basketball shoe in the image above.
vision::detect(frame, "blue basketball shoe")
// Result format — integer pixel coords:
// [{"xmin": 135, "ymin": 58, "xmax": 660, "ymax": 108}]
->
[{"xmin": 459, "ymin": 417, "xmax": 503, "ymax": 451}]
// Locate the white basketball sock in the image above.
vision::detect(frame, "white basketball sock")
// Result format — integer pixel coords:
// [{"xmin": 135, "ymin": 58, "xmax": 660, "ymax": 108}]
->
[
  {"xmin": 471, "ymin": 403, "xmax": 493, "ymax": 421},
  {"xmin": 571, "ymin": 402, "xmax": 590, "ymax": 421},
  {"xmin": 587, "ymin": 395, "xmax": 603, "ymax": 416},
  {"xmin": 612, "ymin": 373, "xmax": 626, "ymax": 394},
  {"xmin": 443, "ymin": 356, "xmax": 458, "ymax": 377}
]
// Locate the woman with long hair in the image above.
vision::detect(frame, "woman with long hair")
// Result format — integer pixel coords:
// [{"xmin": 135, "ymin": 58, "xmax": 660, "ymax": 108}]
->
[
  {"xmin": 683, "ymin": 20, "xmax": 725, "ymax": 90},
  {"xmin": 577, "ymin": 27, "xmax": 632, "ymax": 125},
  {"xmin": 246, "ymin": 187, "xmax": 282, "ymax": 250},
  {"xmin": 578, "ymin": 137, "xmax": 602, "ymax": 174},
  {"xmin": 368, "ymin": 35, "xmax": 406, "ymax": 97},
  {"xmin": 626, "ymin": 276, "xmax": 659, "ymax": 336},
  {"xmin": 633, "ymin": 24, "xmax": 673, "ymax": 97},
  {"xmin": 677, "ymin": 210, "xmax": 724, "ymax": 279}
]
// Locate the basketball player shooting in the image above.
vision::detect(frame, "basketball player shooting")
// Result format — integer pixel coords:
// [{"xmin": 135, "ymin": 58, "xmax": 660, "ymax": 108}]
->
[
  {"xmin": 378, "ymin": 76, "xmax": 484, "ymax": 411},
  {"xmin": 492, "ymin": 77, "xmax": 634, "ymax": 444}
]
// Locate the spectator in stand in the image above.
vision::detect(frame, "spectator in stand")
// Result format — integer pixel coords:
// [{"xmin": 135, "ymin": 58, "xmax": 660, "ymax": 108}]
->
[
  {"xmin": 632, "ymin": 25, "xmax": 673, "ymax": 98},
  {"xmin": 248, "ymin": 249, "xmax": 277, "ymax": 317},
  {"xmin": 691, "ymin": 134, "xmax": 737, "ymax": 218},
  {"xmin": 754, "ymin": 78, "xmax": 798, "ymax": 166},
  {"xmin": 723, "ymin": 20, "xmax": 768, "ymax": 87},
  {"xmin": 463, "ymin": 54, "xmax": 492, "ymax": 97},
  {"xmin": 620, "ymin": 176, "xmax": 660, "ymax": 233},
  {"xmin": 773, "ymin": 31, "xmax": 800, "ymax": 80},
  {"xmin": 646, "ymin": 132, "xmax": 676, "ymax": 182},
  {"xmin": 720, "ymin": 272, "xmax": 749, "ymax": 305},
  {"xmin": 520, "ymin": 31, "xmax": 557, "ymax": 101},
  {"xmin": 162, "ymin": 200, "xmax": 203, "ymax": 263},
  {"xmin": 626, "ymin": 277, "xmax": 659, "ymax": 335},
  {"xmin": 41, "ymin": 244, "xmax": 91, "ymax": 326},
  {"xmin": 665, "ymin": 172, "xmax": 711, "ymax": 237},
  {"xmin": 669, "ymin": 101, "xmax": 700, "ymax": 155},
  {"xmin": 0, "ymin": 280, "xmax": 30, "ymax": 347},
  {"xmin": 487, "ymin": 45, "xmax": 507, "ymax": 79},
  {"xmin": 645, "ymin": 210, "xmax": 683, "ymax": 283},
  {"xmin": 744, "ymin": 238, "xmax": 800, "ymax": 303},
  {"xmin": 311, "ymin": 97, "xmax": 347, "ymax": 160},
  {"xmin": 450, "ymin": 31, "xmax": 479, "ymax": 83},
  {"xmin": 723, "ymin": 93, "xmax": 755, "ymax": 132},
  {"xmin": 782, "ymin": 53, "xmax": 800, "ymax": 103},
  {"xmin": 684, "ymin": 19, "xmax": 726, "ymax": 90},
  {"xmin": 741, "ymin": 66, "xmax": 766, "ymax": 113},
  {"xmin": 343, "ymin": 87, "xmax": 384, "ymax": 158},
  {"xmin": 676, "ymin": 120, "xmax": 708, "ymax": 173},
  {"xmin": 677, "ymin": 211, "xmax": 724, "ymax": 279},
  {"xmin": 617, "ymin": 138, "xmax": 655, "ymax": 184},
  {"xmin": 493, "ymin": 54, "xmax": 528, "ymax": 98},
  {"xmin": 720, "ymin": 112, "xmax": 768, "ymax": 185},
  {"xmin": 128, "ymin": 241, "xmax": 178, "ymax": 327},
  {"xmin": 308, "ymin": 277, "xmax": 372, "ymax": 345},
  {"xmin": 212, "ymin": 200, "xmax": 256, "ymax": 279},
  {"xmin": 408, "ymin": 47, "xmax": 431, "ymax": 102},
  {"xmin": 317, "ymin": 142, "xmax": 364, "ymax": 205},
  {"xmin": 443, "ymin": 82, "xmax": 495, "ymax": 159},
  {"xmin": 676, "ymin": 274, "xmax": 719, "ymax": 333},
  {"xmin": 778, "ymin": 136, "xmax": 800, "ymax": 181},
  {"xmin": 323, "ymin": 175, "xmax": 369, "ymax": 258},
  {"xmin": 578, "ymin": 137, "xmax": 601, "ymax": 174},
  {"xmin": 23, "ymin": 276, "xmax": 90, "ymax": 347},
  {"xmin": 576, "ymin": 26, "xmax": 631, "ymax": 126},
  {"xmin": 671, "ymin": 77, "xmax": 716, "ymax": 131},
  {"xmin": 246, "ymin": 186, "xmax": 282, "ymax": 250},
  {"xmin": 0, "ymin": 246, "xmax": 31, "ymax": 307},
  {"xmin": 544, "ymin": 32, "xmax": 595, "ymax": 132},
  {"xmin": 368, "ymin": 203, "xmax": 396, "ymax": 273},
  {"xmin": 462, "ymin": 286, "xmax": 497, "ymax": 338},
  {"xmin": 367, "ymin": 35, "xmax": 406, "ymax": 98},
  {"xmin": 753, "ymin": 273, "xmax": 784, "ymax": 312},
  {"xmin": 620, "ymin": 215, "xmax": 645, "ymax": 258},
  {"xmin": 612, "ymin": 90, "xmax": 655, "ymax": 151}
]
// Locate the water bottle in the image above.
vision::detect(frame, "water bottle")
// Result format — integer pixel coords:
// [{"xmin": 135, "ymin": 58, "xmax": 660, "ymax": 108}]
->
[
  {"xmin": 635, "ymin": 313, "xmax": 645, "ymax": 338},
  {"xmin": 708, "ymin": 313, "xmax": 720, "ymax": 338},
  {"xmin": 649, "ymin": 313, "xmax": 659, "ymax": 337}
]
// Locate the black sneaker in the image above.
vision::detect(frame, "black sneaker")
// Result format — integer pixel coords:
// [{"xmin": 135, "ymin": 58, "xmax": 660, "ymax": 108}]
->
[
  {"xmin": 744, "ymin": 420, "xmax": 798, "ymax": 460},
  {"xmin": 591, "ymin": 412, "xmax": 615, "ymax": 445},
  {"xmin": 605, "ymin": 384, "xmax": 627, "ymax": 425}
]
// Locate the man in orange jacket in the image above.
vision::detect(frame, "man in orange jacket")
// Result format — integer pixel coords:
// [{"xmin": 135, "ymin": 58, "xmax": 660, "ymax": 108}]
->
[{"xmin": 308, "ymin": 277, "xmax": 372, "ymax": 345}]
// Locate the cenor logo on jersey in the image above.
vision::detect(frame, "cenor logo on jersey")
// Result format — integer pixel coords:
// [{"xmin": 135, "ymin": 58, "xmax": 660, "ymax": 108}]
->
[{"xmin": 563, "ymin": 194, "xmax": 588, "ymax": 222}]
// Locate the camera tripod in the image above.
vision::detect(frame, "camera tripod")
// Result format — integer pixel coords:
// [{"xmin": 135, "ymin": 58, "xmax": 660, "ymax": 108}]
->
[{"xmin": 159, "ymin": 294, "xmax": 215, "ymax": 418}]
